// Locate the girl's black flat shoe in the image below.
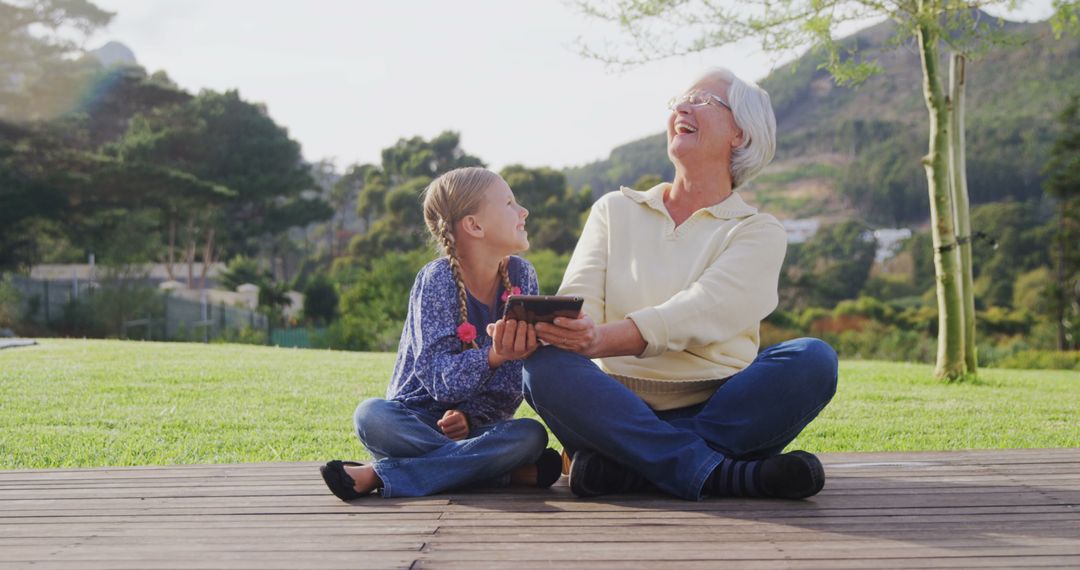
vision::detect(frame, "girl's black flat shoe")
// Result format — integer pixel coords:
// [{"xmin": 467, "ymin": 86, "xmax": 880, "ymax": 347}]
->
[
  {"xmin": 535, "ymin": 448, "xmax": 564, "ymax": 488},
  {"xmin": 320, "ymin": 460, "xmax": 368, "ymax": 502}
]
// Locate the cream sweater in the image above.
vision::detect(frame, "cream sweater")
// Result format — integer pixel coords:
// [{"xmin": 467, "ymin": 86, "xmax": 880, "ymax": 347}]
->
[{"xmin": 558, "ymin": 183, "xmax": 787, "ymax": 410}]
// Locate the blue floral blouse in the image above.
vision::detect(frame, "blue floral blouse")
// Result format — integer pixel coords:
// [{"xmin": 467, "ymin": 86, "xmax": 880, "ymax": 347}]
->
[{"xmin": 385, "ymin": 255, "xmax": 540, "ymax": 427}]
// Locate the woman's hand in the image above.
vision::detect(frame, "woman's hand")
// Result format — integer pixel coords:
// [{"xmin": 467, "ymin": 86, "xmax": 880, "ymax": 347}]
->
[
  {"xmin": 486, "ymin": 319, "xmax": 538, "ymax": 368},
  {"xmin": 535, "ymin": 313, "xmax": 600, "ymax": 357},
  {"xmin": 437, "ymin": 409, "xmax": 470, "ymax": 440}
]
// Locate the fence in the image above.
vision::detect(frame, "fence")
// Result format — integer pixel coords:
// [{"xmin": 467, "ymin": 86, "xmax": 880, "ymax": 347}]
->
[
  {"xmin": 10, "ymin": 275, "xmax": 270, "ymax": 343},
  {"xmin": 9, "ymin": 275, "xmax": 82, "ymax": 327}
]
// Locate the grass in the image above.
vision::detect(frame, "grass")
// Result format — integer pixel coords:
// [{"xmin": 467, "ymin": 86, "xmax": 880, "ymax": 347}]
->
[{"xmin": 1, "ymin": 339, "xmax": 1077, "ymax": 469}]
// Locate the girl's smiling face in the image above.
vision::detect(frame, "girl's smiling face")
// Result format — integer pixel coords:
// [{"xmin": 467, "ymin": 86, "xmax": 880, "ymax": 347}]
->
[{"xmin": 471, "ymin": 178, "xmax": 530, "ymax": 254}]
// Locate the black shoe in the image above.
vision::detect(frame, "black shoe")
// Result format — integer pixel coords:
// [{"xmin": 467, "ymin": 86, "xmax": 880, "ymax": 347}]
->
[
  {"xmin": 534, "ymin": 448, "xmax": 563, "ymax": 488},
  {"xmin": 568, "ymin": 450, "xmax": 653, "ymax": 497},
  {"xmin": 758, "ymin": 451, "xmax": 825, "ymax": 499},
  {"xmin": 320, "ymin": 460, "xmax": 368, "ymax": 502}
]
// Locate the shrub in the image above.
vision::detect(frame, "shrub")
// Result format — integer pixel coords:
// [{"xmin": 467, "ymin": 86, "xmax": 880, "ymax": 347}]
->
[
  {"xmin": 834, "ymin": 296, "xmax": 895, "ymax": 323},
  {"xmin": 327, "ymin": 249, "xmax": 431, "ymax": 351},
  {"xmin": 302, "ymin": 274, "xmax": 338, "ymax": 325},
  {"xmin": 818, "ymin": 320, "xmax": 935, "ymax": 363},
  {"xmin": 0, "ymin": 275, "xmax": 20, "ymax": 329},
  {"xmin": 760, "ymin": 321, "xmax": 804, "ymax": 348},
  {"xmin": 996, "ymin": 350, "xmax": 1080, "ymax": 371},
  {"xmin": 979, "ymin": 306, "xmax": 1034, "ymax": 336},
  {"xmin": 212, "ymin": 326, "xmax": 269, "ymax": 346},
  {"xmin": 523, "ymin": 248, "xmax": 571, "ymax": 294}
]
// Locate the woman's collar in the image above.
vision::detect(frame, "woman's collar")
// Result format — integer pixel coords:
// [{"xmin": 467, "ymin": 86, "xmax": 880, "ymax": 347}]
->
[{"xmin": 620, "ymin": 182, "xmax": 758, "ymax": 219}]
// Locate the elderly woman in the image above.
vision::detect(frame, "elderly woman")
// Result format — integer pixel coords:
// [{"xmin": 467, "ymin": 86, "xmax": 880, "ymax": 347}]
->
[{"xmin": 525, "ymin": 68, "xmax": 838, "ymax": 501}]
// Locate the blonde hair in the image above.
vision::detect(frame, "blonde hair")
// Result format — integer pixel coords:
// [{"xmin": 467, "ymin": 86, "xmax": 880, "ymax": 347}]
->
[
  {"xmin": 694, "ymin": 67, "xmax": 777, "ymax": 189},
  {"xmin": 422, "ymin": 167, "xmax": 514, "ymax": 350}
]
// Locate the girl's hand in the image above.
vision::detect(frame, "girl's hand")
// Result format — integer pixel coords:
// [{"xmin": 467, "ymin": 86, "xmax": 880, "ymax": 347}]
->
[
  {"xmin": 535, "ymin": 313, "xmax": 600, "ymax": 357},
  {"xmin": 437, "ymin": 409, "xmax": 470, "ymax": 440},
  {"xmin": 486, "ymin": 319, "xmax": 538, "ymax": 368}
]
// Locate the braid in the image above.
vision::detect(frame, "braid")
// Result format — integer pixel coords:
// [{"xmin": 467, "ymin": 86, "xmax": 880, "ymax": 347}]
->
[
  {"xmin": 499, "ymin": 256, "xmax": 514, "ymax": 298},
  {"xmin": 439, "ymin": 221, "xmax": 478, "ymax": 350}
]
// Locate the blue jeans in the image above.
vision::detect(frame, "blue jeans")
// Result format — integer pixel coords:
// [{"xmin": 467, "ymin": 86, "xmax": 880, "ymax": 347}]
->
[
  {"xmin": 353, "ymin": 399, "xmax": 548, "ymax": 498},
  {"xmin": 522, "ymin": 337, "xmax": 838, "ymax": 501}
]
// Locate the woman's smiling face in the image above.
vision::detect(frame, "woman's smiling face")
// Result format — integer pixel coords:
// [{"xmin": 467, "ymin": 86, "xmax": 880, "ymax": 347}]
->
[{"xmin": 667, "ymin": 75, "xmax": 743, "ymax": 167}]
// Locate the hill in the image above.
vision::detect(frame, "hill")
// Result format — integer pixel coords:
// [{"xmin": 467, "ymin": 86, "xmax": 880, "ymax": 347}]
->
[{"xmin": 565, "ymin": 15, "xmax": 1080, "ymax": 226}]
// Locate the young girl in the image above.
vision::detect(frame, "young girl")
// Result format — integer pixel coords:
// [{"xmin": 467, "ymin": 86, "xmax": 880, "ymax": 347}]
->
[{"xmin": 320, "ymin": 167, "xmax": 561, "ymax": 500}]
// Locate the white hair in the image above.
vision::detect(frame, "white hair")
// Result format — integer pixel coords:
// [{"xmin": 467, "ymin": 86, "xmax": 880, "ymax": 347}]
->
[{"xmin": 695, "ymin": 67, "xmax": 777, "ymax": 189}]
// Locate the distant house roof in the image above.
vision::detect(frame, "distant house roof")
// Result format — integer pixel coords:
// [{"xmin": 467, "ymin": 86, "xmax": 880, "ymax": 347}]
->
[{"xmin": 29, "ymin": 263, "xmax": 227, "ymax": 281}]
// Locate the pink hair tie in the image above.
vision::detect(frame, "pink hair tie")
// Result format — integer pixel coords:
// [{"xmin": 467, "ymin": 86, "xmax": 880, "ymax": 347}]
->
[
  {"xmin": 500, "ymin": 287, "xmax": 522, "ymax": 303},
  {"xmin": 456, "ymin": 322, "xmax": 477, "ymax": 344}
]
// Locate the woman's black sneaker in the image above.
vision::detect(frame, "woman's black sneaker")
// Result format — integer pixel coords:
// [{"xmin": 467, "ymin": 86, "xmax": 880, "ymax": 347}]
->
[{"xmin": 757, "ymin": 450, "xmax": 825, "ymax": 499}]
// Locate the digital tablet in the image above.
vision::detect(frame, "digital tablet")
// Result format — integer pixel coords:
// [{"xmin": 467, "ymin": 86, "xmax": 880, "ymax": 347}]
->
[{"xmin": 503, "ymin": 295, "xmax": 584, "ymax": 324}]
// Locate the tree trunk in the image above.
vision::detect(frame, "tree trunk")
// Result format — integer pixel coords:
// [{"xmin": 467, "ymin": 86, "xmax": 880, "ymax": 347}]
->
[
  {"xmin": 198, "ymin": 228, "xmax": 216, "ymax": 291},
  {"xmin": 916, "ymin": 14, "xmax": 966, "ymax": 380},
  {"xmin": 165, "ymin": 220, "xmax": 177, "ymax": 281},
  {"xmin": 1056, "ymin": 215, "xmax": 1067, "ymax": 350},
  {"xmin": 184, "ymin": 219, "xmax": 196, "ymax": 289},
  {"xmin": 949, "ymin": 53, "xmax": 977, "ymax": 375}
]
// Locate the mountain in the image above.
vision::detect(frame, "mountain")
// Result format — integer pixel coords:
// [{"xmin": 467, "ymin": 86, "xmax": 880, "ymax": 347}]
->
[
  {"xmin": 89, "ymin": 42, "xmax": 138, "ymax": 68},
  {"xmin": 564, "ymin": 15, "xmax": 1080, "ymax": 226}
]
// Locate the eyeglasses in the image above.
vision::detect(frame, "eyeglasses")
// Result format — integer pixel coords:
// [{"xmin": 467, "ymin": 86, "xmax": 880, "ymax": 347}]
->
[{"xmin": 667, "ymin": 90, "xmax": 731, "ymax": 112}]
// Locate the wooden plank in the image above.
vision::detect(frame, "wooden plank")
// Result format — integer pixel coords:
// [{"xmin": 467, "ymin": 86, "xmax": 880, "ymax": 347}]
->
[
  {"xmin": 0, "ymin": 449, "xmax": 1077, "ymax": 570},
  {"xmin": 0, "ymin": 552, "xmax": 417, "ymax": 569},
  {"xmin": 410, "ymin": 558, "xmax": 1080, "ymax": 570},
  {"xmin": 415, "ymin": 541, "xmax": 1080, "ymax": 556}
]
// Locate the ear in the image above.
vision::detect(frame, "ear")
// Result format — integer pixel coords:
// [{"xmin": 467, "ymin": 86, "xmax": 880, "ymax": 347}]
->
[
  {"xmin": 731, "ymin": 128, "xmax": 745, "ymax": 148},
  {"xmin": 459, "ymin": 215, "xmax": 485, "ymax": 239}
]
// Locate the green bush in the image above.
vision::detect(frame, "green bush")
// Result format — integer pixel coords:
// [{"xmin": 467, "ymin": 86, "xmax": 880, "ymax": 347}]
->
[
  {"xmin": 302, "ymin": 273, "xmax": 338, "ymax": 325},
  {"xmin": 819, "ymin": 320, "xmax": 935, "ymax": 363},
  {"xmin": 524, "ymin": 248, "xmax": 571, "ymax": 294},
  {"xmin": 861, "ymin": 274, "xmax": 922, "ymax": 301},
  {"xmin": 979, "ymin": 306, "xmax": 1035, "ymax": 336},
  {"xmin": 212, "ymin": 326, "xmax": 269, "ymax": 346},
  {"xmin": 326, "ymin": 249, "xmax": 432, "ymax": 351},
  {"xmin": 0, "ymin": 275, "xmax": 20, "ymax": 329},
  {"xmin": 834, "ymin": 296, "xmax": 895, "ymax": 323},
  {"xmin": 50, "ymin": 269, "xmax": 164, "ymax": 339},
  {"xmin": 996, "ymin": 350, "xmax": 1080, "ymax": 371}
]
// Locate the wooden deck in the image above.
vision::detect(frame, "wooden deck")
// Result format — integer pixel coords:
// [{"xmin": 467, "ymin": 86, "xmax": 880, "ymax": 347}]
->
[{"xmin": 1, "ymin": 448, "xmax": 1078, "ymax": 569}]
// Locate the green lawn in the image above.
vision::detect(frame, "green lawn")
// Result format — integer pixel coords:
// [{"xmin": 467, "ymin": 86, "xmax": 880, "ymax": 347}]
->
[{"xmin": 1, "ymin": 339, "xmax": 1077, "ymax": 469}]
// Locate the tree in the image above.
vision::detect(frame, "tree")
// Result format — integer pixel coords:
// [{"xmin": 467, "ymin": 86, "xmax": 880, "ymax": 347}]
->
[
  {"xmin": 329, "ymin": 163, "xmax": 376, "ymax": 257},
  {"xmin": 0, "ymin": 122, "xmax": 68, "ymax": 269},
  {"xmin": 349, "ymin": 132, "xmax": 485, "ymax": 264},
  {"xmin": 302, "ymin": 273, "xmax": 338, "ymax": 326},
  {"xmin": 968, "ymin": 202, "xmax": 1051, "ymax": 309},
  {"xmin": 219, "ymin": 256, "xmax": 263, "ymax": 291},
  {"xmin": 788, "ymin": 221, "xmax": 877, "ymax": 307},
  {"xmin": 114, "ymin": 89, "xmax": 332, "ymax": 280},
  {"xmin": 330, "ymin": 249, "xmax": 432, "ymax": 351},
  {"xmin": 0, "ymin": 0, "xmax": 113, "ymax": 121},
  {"xmin": 1043, "ymin": 93, "xmax": 1080, "ymax": 350},
  {"xmin": 380, "ymin": 131, "xmax": 483, "ymax": 184},
  {"xmin": 0, "ymin": 0, "xmax": 109, "ymax": 269},
  {"xmin": 500, "ymin": 165, "xmax": 592, "ymax": 253},
  {"xmin": 574, "ymin": 0, "xmax": 1080, "ymax": 379}
]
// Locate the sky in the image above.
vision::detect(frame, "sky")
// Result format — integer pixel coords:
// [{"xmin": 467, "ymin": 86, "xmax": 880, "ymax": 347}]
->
[{"xmin": 87, "ymin": 0, "xmax": 1056, "ymax": 173}]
